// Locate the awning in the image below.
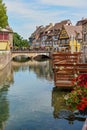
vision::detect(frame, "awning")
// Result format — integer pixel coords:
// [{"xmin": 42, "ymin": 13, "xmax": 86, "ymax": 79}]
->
[{"xmin": 0, "ymin": 41, "xmax": 10, "ymax": 50}]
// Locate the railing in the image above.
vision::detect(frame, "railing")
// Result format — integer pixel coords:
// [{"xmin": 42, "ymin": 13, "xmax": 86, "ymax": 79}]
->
[
  {"xmin": 11, "ymin": 50, "xmax": 51, "ymax": 53},
  {"xmin": 52, "ymin": 52, "xmax": 87, "ymax": 89}
]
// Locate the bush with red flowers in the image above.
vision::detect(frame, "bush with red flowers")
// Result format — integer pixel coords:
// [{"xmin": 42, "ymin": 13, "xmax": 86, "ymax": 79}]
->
[{"xmin": 64, "ymin": 74, "xmax": 87, "ymax": 114}]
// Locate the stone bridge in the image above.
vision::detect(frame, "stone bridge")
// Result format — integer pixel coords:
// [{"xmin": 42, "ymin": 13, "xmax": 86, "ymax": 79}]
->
[{"xmin": 11, "ymin": 50, "xmax": 52, "ymax": 59}]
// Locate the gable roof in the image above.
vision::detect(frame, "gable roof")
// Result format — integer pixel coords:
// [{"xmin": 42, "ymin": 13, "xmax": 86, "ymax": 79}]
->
[
  {"xmin": 76, "ymin": 18, "xmax": 87, "ymax": 26},
  {"xmin": 44, "ymin": 23, "xmax": 53, "ymax": 32},
  {"xmin": 64, "ymin": 25, "xmax": 82, "ymax": 39},
  {"xmin": 50, "ymin": 19, "xmax": 72, "ymax": 31},
  {"xmin": 31, "ymin": 23, "xmax": 53, "ymax": 38},
  {"xmin": 82, "ymin": 20, "xmax": 87, "ymax": 25},
  {"xmin": 48, "ymin": 19, "xmax": 72, "ymax": 36},
  {"xmin": 31, "ymin": 25, "xmax": 44, "ymax": 38}
]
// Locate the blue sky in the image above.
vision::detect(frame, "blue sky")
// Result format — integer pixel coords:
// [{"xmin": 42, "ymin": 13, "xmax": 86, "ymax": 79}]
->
[{"xmin": 3, "ymin": 0, "xmax": 87, "ymax": 39}]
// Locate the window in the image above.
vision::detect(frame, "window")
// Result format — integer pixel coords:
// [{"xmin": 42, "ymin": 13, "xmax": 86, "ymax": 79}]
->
[
  {"xmin": 65, "ymin": 39, "xmax": 69, "ymax": 44},
  {"xmin": 62, "ymin": 40, "xmax": 65, "ymax": 44}
]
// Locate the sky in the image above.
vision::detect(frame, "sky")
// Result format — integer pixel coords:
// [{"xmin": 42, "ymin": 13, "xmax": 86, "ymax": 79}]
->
[{"xmin": 3, "ymin": 0, "xmax": 87, "ymax": 39}]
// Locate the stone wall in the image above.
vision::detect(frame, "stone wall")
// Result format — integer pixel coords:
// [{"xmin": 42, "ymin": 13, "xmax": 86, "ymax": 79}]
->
[{"xmin": 0, "ymin": 51, "xmax": 11, "ymax": 70}]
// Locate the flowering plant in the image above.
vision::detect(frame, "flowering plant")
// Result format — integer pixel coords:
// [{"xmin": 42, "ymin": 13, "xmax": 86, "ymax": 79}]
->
[{"xmin": 65, "ymin": 74, "xmax": 87, "ymax": 114}]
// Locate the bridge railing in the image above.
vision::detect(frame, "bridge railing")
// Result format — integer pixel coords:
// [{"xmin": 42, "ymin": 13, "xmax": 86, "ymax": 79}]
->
[{"xmin": 11, "ymin": 50, "xmax": 51, "ymax": 53}]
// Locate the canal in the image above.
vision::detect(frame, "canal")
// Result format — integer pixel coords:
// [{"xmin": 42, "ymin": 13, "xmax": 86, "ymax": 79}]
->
[{"xmin": 0, "ymin": 59, "xmax": 85, "ymax": 130}]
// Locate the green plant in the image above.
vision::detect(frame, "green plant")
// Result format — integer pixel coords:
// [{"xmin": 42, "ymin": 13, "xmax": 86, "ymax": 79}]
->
[{"xmin": 64, "ymin": 74, "xmax": 87, "ymax": 114}]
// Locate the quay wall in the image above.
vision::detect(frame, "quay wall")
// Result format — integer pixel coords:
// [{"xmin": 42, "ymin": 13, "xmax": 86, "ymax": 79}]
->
[{"xmin": 0, "ymin": 51, "xmax": 11, "ymax": 70}]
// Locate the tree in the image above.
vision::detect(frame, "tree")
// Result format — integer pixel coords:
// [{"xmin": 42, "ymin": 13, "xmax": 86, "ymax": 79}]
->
[
  {"xmin": 13, "ymin": 32, "xmax": 29, "ymax": 49},
  {"xmin": 13, "ymin": 32, "xmax": 22, "ymax": 47},
  {"xmin": 0, "ymin": 0, "xmax": 8, "ymax": 28}
]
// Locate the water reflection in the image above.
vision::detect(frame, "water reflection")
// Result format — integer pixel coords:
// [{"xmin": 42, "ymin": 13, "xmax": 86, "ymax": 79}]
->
[
  {"xmin": 0, "ymin": 60, "xmax": 84, "ymax": 130},
  {"xmin": 0, "ymin": 63, "xmax": 14, "ymax": 130},
  {"xmin": 52, "ymin": 87, "xmax": 86, "ymax": 125},
  {"xmin": 0, "ymin": 63, "xmax": 14, "ymax": 90},
  {"xmin": 12, "ymin": 60, "xmax": 54, "ymax": 81},
  {"xmin": 0, "ymin": 89, "xmax": 9, "ymax": 130},
  {"xmin": 52, "ymin": 87, "xmax": 68, "ymax": 118}
]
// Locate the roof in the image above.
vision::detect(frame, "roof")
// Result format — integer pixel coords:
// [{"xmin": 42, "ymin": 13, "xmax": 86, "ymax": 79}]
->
[
  {"xmin": 64, "ymin": 25, "xmax": 82, "ymax": 39},
  {"xmin": 0, "ymin": 28, "xmax": 9, "ymax": 32},
  {"xmin": 76, "ymin": 18, "xmax": 87, "ymax": 26},
  {"xmin": 44, "ymin": 23, "xmax": 53, "ymax": 32},
  {"xmin": 0, "ymin": 28, "xmax": 13, "ymax": 33},
  {"xmin": 48, "ymin": 20, "xmax": 72, "ymax": 36},
  {"xmin": 31, "ymin": 23, "xmax": 53, "ymax": 38},
  {"xmin": 82, "ymin": 20, "xmax": 87, "ymax": 25},
  {"xmin": 30, "ymin": 20, "xmax": 72, "ymax": 39},
  {"xmin": 30, "ymin": 26, "xmax": 45, "ymax": 41},
  {"xmin": 31, "ymin": 25, "xmax": 44, "ymax": 37},
  {"xmin": 5, "ymin": 25, "xmax": 13, "ymax": 32},
  {"xmin": 50, "ymin": 19, "xmax": 72, "ymax": 31}
]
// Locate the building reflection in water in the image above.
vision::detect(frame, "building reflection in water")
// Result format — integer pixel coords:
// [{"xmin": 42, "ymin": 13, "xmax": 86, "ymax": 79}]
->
[
  {"xmin": 0, "ymin": 89, "xmax": 9, "ymax": 130},
  {"xmin": 0, "ymin": 59, "xmax": 54, "ymax": 130},
  {"xmin": 0, "ymin": 62, "xmax": 14, "ymax": 89},
  {"xmin": 0, "ymin": 62, "xmax": 14, "ymax": 130},
  {"xmin": 0, "ymin": 59, "xmax": 85, "ymax": 129},
  {"xmin": 12, "ymin": 60, "xmax": 54, "ymax": 81}
]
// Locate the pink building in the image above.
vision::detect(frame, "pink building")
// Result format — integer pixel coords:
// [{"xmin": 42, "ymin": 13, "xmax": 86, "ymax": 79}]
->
[
  {"xmin": 0, "ymin": 30, "xmax": 9, "ymax": 40},
  {"xmin": 0, "ymin": 27, "xmax": 13, "ymax": 50}
]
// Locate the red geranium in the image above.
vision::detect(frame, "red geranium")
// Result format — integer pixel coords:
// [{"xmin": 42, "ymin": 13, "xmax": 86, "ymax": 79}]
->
[
  {"xmin": 72, "ymin": 74, "xmax": 87, "ymax": 88},
  {"xmin": 65, "ymin": 74, "xmax": 87, "ymax": 113}
]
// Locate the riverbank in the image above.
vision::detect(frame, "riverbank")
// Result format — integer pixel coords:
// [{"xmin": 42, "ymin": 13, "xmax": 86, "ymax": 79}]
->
[{"xmin": 0, "ymin": 51, "xmax": 11, "ymax": 70}]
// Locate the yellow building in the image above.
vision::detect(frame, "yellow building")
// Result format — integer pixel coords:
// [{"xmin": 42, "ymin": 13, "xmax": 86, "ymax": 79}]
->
[
  {"xmin": 0, "ymin": 40, "xmax": 10, "ymax": 51},
  {"xmin": 70, "ymin": 39, "xmax": 80, "ymax": 53},
  {"xmin": 59, "ymin": 25, "xmax": 82, "ymax": 52},
  {"xmin": 0, "ymin": 27, "xmax": 13, "ymax": 51}
]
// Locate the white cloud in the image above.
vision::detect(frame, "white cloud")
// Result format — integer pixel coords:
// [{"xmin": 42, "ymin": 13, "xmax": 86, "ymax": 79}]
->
[
  {"xmin": 4, "ymin": 1, "xmax": 37, "ymax": 18},
  {"xmin": 3, "ymin": 0, "xmax": 87, "ymax": 39},
  {"xmin": 38, "ymin": 0, "xmax": 87, "ymax": 7},
  {"xmin": 4, "ymin": 0, "xmax": 68, "ymax": 23}
]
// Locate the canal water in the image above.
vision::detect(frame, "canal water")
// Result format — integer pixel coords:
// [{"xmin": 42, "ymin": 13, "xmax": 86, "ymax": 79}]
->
[{"xmin": 0, "ymin": 60, "xmax": 85, "ymax": 130}]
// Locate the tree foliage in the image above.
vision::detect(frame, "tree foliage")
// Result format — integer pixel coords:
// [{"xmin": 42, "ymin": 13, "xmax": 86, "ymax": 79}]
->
[
  {"xmin": 13, "ymin": 32, "xmax": 29, "ymax": 49},
  {"xmin": 0, "ymin": 0, "xmax": 8, "ymax": 28}
]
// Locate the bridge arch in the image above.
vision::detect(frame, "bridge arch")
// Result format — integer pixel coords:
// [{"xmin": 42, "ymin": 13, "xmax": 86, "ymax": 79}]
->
[
  {"xmin": 11, "ymin": 51, "xmax": 51, "ymax": 60},
  {"xmin": 33, "ymin": 54, "xmax": 50, "ymax": 60},
  {"xmin": 12, "ymin": 53, "xmax": 31, "ymax": 59}
]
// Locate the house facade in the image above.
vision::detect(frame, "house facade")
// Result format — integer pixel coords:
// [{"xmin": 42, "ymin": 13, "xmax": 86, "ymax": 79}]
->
[
  {"xmin": 29, "ymin": 25, "xmax": 45, "ymax": 49},
  {"xmin": 76, "ymin": 18, "xmax": 87, "ymax": 26},
  {"xmin": 59, "ymin": 25, "xmax": 82, "ymax": 52},
  {"xmin": 38, "ymin": 23, "xmax": 53, "ymax": 50},
  {"xmin": 0, "ymin": 26, "xmax": 13, "ymax": 51},
  {"xmin": 82, "ymin": 20, "xmax": 87, "ymax": 58},
  {"xmin": 29, "ymin": 19, "xmax": 85, "ymax": 52},
  {"xmin": 43, "ymin": 20, "xmax": 72, "ymax": 51}
]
